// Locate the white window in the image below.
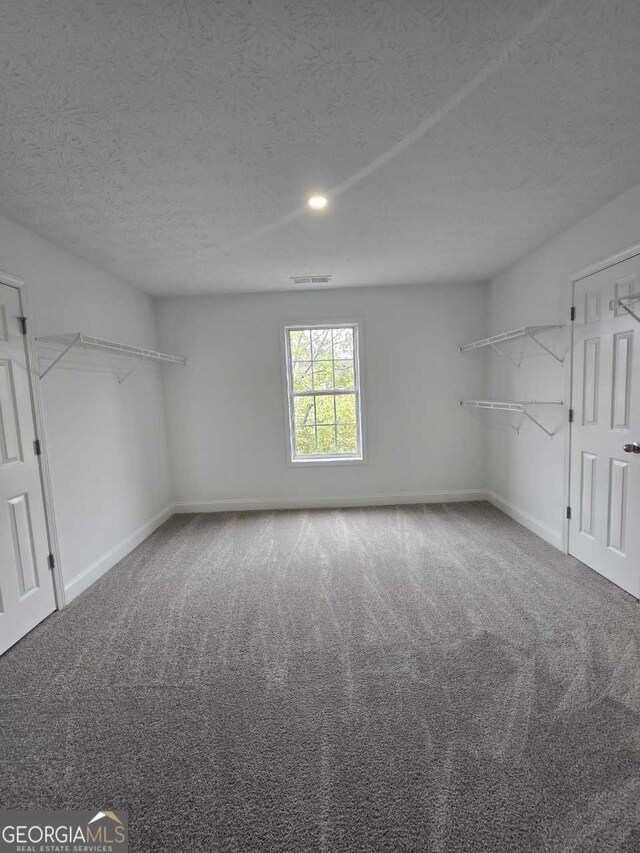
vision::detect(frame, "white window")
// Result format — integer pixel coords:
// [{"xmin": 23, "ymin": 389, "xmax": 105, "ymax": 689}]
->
[{"xmin": 284, "ymin": 323, "xmax": 364, "ymax": 463}]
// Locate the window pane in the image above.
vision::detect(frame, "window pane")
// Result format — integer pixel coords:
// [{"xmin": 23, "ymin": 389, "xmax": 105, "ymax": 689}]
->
[
  {"xmin": 337, "ymin": 424, "xmax": 358, "ymax": 453},
  {"xmin": 313, "ymin": 360, "xmax": 334, "ymax": 390},
  {"xmin": 315, "ymin": 394, "xmax": 335, "ymax": 424},
  {"xmin": 289, "ymin": 329, "xmax": 311, "ymax": 361},
  {"xmin": 333, "ymin": 328, "xmax": 353, "ymax": 359},
  {"xmin": 286, "ymin": 324, "xmax": 362, "ymax": 461},
  {"xmin": 316, "ymin": 425, "xmax": 337, "ymax": 454},
  {"xmin": 293, "ymin": 396, "xmax": 315, "ymax": 426},
  {"xmin": 292, "ymin": 361, "xmax": 313, "ymax": 392},
  {"xmin": 334, "ymin": 360, "xmax": 355, "ymax": 389},
  {"xmin": 295, "ymin": 426, "xmax": 316, "ymax": 455},
  {"xmin": 336, "ymin": 393, "xmax": 356, "ymax": 424},
  {"xmin": 311, "ymin": 328, "xmax": 333, "ymax": 360}
]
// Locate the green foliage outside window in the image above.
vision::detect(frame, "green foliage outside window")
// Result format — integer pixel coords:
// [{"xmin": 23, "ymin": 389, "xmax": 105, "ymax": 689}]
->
[{"xmin": 287, "ymin": 326, "xmax": 360, "ymax": 458}]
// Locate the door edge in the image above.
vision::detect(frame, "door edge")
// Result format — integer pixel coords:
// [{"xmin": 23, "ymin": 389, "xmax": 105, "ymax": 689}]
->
[{"xmin": 0, "ymin": 270, "xmax": 66, "ymax": 609}]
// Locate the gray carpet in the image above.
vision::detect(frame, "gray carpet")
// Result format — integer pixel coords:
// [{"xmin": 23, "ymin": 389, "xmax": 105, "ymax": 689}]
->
[{"xmin": 2, "ymin": 502, "xmax": 640, "ymax": 852}]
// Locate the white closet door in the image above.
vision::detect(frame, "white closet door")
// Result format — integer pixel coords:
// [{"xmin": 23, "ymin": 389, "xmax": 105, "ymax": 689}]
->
[
  {"xmin": 0, "ymin": 282, "xmax": 56, "ymax": 655},
  {"xmin": 570, "ymin": 255, "xmax": 640, "ymax": 597}
]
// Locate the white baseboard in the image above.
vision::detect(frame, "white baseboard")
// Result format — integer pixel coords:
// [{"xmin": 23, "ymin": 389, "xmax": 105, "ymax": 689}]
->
[
  {"xmin": 174, "ymin": 489, "xmax": 487, "ymax": 514},
  {"xmin": 487, "ymin": 490, "xmax": 562, "ymax": 550},
  {"xmin": 64, "ymin": 504, "xmax": 175, "ymax": 604}
]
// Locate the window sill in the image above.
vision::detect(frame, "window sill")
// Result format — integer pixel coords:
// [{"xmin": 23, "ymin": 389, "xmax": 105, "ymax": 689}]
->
[{"xmin": 289, "ymin": 455, "xmax": 366, "ymax": 468}]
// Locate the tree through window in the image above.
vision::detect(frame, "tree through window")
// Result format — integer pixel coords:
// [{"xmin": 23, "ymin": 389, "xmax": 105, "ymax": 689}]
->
[{"xmin": 284, "ymin": 324, "xmax": 363, "ymax": 462}]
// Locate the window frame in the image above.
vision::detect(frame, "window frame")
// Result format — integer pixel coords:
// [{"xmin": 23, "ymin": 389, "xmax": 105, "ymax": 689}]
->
[{"xmin": 282, "ymin": 321, "xmax": 366, "ymax": 466}]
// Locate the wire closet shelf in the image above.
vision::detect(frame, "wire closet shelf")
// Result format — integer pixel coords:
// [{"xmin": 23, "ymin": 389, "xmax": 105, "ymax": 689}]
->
[
  {"xmin": 460, "ymin": 399, "xmax": 565, "ymax": 438},
  {"xmin": 460, "ymin": 323, "xmax": 564, "ymax": 367},
  {"xmin": 36, "ymin": 333, "xmax": 187, "ymax": 383},
  {"xmin": 459, "ymin": 325, "xmax": 565, "ymax": 366},
  {"xmin": 609, "ymin": 293, "xmax": 640, "ymax": 323}
]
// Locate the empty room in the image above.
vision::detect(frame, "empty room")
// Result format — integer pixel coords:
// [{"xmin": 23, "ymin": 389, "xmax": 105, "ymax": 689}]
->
[{"xmin": 1, "ymin": 1, "xmax": 640, "ymax": 850}]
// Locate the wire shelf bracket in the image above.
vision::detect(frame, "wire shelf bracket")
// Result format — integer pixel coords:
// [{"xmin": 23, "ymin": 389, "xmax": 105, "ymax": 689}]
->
[
  {"xmin": 36, "ymin": 333, "xmax": 187, "ymax": 382},
  {"xmin": 459, "ymin": 325, "xmax": 565, "ymax": 366},
  {"xmin": 460, "ymin": 399, "xmax": 565, "ymax": 438},
  {"xmin": 609, "ymin": 293, "xmax": 640, "ymax": 324}
]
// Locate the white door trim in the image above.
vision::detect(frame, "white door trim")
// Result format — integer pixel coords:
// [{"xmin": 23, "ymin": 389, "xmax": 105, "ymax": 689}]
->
[
  {"xmin": 565, "ymin": 240, "xmax": 640, "ymax": 555},
  {"xmin": 0, "ymin": 270, "xmax": 65, "ymax": 609}
]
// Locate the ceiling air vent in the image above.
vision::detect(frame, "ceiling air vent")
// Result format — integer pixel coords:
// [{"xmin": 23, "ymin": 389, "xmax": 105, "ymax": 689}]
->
[{"xmin": 290, "ymin": 274, "xmax": 332, "ymax": 285}]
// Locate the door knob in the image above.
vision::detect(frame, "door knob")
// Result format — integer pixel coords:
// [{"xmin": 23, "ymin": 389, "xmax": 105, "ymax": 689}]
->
[{"xmin": 623, "ymin": 442, "xmax": 640, "ymax": 454}]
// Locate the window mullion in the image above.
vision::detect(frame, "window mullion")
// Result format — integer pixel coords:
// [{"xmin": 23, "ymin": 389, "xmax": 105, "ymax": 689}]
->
[
  {"xmin": 312, "ymin": 394, "xmax": 317, "ymax": 453},
  {"xmin": 310, "ymin": 335, "xmax": 315, "ymax": 397},
  {"xmin": 291, "ymin": 389, "xmax": 354, "ymax": 398}
]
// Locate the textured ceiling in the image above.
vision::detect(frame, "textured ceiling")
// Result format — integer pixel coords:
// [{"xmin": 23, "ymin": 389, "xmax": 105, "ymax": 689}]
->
[{"xmin": 1, "ymin": 0, "xmax": 640, "ymax": 295}]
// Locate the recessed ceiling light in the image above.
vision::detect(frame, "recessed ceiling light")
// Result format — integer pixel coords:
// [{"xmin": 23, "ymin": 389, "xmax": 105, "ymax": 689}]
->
[{"xmin": 307, "ymin": 195, "xmax": 328, "ymax": 210}]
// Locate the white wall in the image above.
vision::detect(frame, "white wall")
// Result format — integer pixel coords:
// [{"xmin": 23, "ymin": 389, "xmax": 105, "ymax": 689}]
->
[
  {"xmin": 0, "ymin": 214, "xmax": 173, "ymax": 600},
  {"xmin": 157, "ymin": 282, "xmax": 487, "ymax": 510},
  {"xmin": 487, "ymin": 180, "xmax": 640, "ymax": 547}
]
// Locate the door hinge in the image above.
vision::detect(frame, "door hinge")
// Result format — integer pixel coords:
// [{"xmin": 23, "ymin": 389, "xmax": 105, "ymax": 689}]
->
[
  {"xmin": 18, "ymin": 315, "xmax": 27, "ymax": 335},
  {"xmin": 568, "ymin": 408, "xmax": 574, "ymax": 423},
  {"xmin": 48, "ymin": 553, "xmax": 55, "ymax": 570},
  {"xmin": 566, "ymin": 506, "xmax": 572, "ymax": 520},
  {"xmin": 34, "ymin": 438, "xmax": 42, "ymax": 456},
  {"xmin": 570, "ymin": 306, "xmax": 576, "ymax": 322}
]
